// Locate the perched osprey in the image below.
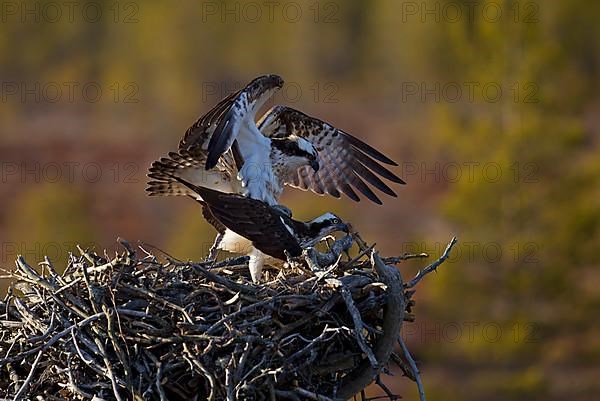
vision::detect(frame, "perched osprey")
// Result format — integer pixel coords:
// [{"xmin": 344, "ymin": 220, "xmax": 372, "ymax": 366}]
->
[
  {"xmin": 170, "ymin": 175, "xmax": 348, "ymax": 282},
  {"xmin": 147, "ymin": 74, "xmax": 404, "ymax": 206}
]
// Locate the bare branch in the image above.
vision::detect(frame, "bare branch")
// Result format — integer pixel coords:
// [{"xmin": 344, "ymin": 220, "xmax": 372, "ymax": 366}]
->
[
  {"xmin": 405, "ymin": 237, "xmax": 458, "ymax": 288},
  {"xmin": 399, "ymin": 337, "xmax": 426, "ymax": 401}
]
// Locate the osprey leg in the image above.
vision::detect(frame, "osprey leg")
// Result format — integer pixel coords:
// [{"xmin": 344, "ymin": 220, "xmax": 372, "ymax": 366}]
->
[
  {"xmin": 206, "ymin": 233, "xmax": 224, "ymax": 262},
  {"xmin": 248, "ymin": 248, "xmax": 265, "ymax": 283}
]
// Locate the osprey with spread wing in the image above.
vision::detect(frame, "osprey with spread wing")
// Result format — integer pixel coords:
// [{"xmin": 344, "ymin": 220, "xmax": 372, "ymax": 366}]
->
[
  {"xmin": 146, "ymin": 74, "xmax": 404, "ymax": 280},
  {"xmin": 147, "ymin": 74, "xmax": 404, "ymax": 206}
]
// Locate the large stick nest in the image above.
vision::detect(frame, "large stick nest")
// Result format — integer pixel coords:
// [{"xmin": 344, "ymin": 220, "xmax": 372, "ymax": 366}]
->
[{"xmin": 0, "ymin": 234, "xmax": 456, "ymax": 401}]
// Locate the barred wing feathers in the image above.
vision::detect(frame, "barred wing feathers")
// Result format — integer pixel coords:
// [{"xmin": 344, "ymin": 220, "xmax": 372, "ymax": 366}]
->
[
  {"xmin": 259, "ymin": 106, "xmax": 405, "ymax": 205},
  {"xmin": 205, "ymin": 74, "xmax": 284, "ymax": 170},
  {"xmin": 147, "ymin": 90, "xmax": 240, "ymax": 197}
]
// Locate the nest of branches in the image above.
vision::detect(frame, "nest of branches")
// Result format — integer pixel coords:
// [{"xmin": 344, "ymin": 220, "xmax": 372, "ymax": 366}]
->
[{"xmin": 0, "ymin": 234, "xmax": 456, "ymax": 401}]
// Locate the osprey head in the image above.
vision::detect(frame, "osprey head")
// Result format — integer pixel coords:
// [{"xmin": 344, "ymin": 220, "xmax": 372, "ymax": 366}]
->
[
  {"xmin": 271, "ymin": 135, "xmax": 320, "ymax": 172},
  {"xmin": 306, "ymin": 212, "xmax": 349, "ymax": 240}
]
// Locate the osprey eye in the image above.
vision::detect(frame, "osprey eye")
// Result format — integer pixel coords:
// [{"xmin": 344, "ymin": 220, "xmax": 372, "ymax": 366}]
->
[{"xmin": 332, "ymin": 218, "xmax": 340, "ymax": 224}]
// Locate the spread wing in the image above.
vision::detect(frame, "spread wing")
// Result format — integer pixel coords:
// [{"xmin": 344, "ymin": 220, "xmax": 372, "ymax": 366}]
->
[
  {"xmin": 258, "ymin": 106, "xmax": 405, "ymax": 205},
  {"xmin": 179, "ymin": 90, "xmax": 241, "ymax": 152},
  {"xmin": 146, "ymin": 91, "xmax": 242, "ymax": 198},
  {"xmin": 205, "ymin": 74, "xmax": 283, "ymax": 170},
  {"xmin": 146, "ymin": 148, "xmax": 233, "ymax": 197},
  {"xmin": 170, "ymin": 176, "xmax": 302, "ymax": 260}
]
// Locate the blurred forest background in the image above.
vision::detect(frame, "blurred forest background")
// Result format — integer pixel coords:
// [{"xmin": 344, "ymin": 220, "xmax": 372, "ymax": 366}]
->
[{"xmin": 1, "ymin": 0, "xmax": 599, "ymax": 400}]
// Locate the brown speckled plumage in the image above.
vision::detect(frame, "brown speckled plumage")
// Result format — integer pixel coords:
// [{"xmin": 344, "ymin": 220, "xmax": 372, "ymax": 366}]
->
[{"xmin": 259, "ymin": 106, "xmax": 405, "ymax": 205}]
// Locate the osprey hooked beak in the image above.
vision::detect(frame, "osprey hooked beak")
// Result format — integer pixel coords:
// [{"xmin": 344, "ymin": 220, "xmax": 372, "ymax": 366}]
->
[
  {"xmin": 310, "ymin": 159, "xmax": 320, "ymax": 172},
  {"xmin": 338, "ymin": 221, "xmax": 350, "ymax": 233}
]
